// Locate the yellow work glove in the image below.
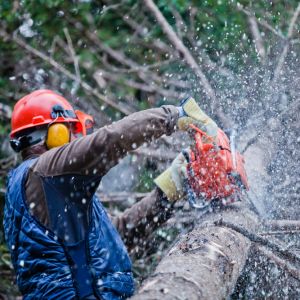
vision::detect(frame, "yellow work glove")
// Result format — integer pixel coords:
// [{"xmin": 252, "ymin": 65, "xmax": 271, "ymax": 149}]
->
[
  {"xmin": 177, "ymin": 96, "xmax": 218, "ymax": 141},
  {"xmin": 154, "ymin": 152, "xmax": 188, "ymax": 201}
]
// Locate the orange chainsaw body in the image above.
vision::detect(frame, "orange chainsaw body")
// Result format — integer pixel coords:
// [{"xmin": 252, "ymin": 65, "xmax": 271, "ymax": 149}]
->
[{"xmin": 187, "ymin": 126, "xmax": 249, "ymax": 204}]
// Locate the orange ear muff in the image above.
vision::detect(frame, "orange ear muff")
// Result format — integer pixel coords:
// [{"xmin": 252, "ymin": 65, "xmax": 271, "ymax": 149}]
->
[{"xmin": 46, "ymin": 123, "xmax": 70, "ymax": 149}]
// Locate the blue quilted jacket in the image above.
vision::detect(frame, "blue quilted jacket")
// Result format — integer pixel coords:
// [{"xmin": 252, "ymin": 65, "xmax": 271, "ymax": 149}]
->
[{"xmin": 4, "ymin": 159, "xmax": 134, "ymax": 299}]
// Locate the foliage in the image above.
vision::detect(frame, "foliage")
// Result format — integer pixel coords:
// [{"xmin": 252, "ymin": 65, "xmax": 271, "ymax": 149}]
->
[
  {"xmin": 0, "ymin": 193, "xmax": 20, "ymax": 298},
  {"xmin": 0, "ymin": 0, "xmax": 299, "ymax": 297},
  {"xmin": 135, "ymin": 165, "xmax": 158, "ymax": 192},
  {"xmin": 0, "ymin": 0, "xmax": 299, "ymax": 115}
]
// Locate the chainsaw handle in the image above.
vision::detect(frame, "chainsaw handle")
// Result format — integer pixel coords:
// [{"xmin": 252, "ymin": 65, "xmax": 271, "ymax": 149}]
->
[
  {"xmin": 195, "ymin": 131, "xmax": 203, "ymax": 151},
  {"xmin": 182, "ymin": 149, "xmax": 190, "ymax": 163},
  {"xmin": 188, "ymin": 123, "xmax": 216, "ymax": 153},
  {"xmin": 189, "ymin": 124, "xmax": 215, "ymax": 143}
]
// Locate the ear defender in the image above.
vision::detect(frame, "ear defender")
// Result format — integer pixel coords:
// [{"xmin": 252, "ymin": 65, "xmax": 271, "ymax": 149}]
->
[{"xmin": 46, "ymin": 123, "xmax": 70, "ymax": 149}]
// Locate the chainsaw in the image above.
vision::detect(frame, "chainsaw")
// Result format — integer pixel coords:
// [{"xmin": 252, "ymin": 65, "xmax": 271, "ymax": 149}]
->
[{"xmin": 183, "ymin": 124, "xmax": 249, "ymax": 209}]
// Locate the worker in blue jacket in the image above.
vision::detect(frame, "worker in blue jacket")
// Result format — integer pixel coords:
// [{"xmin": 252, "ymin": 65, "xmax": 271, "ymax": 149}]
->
[{"xmin": 4, "ymin": 90, "xmax": 217, "ymax": 299}]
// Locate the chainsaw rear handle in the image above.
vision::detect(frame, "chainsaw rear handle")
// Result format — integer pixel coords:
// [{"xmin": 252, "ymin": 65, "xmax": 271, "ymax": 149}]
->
[
  {"xmin": 188, "ymin": 123, "xmax": 216, "ymax": 151},
  {"xmin": 189, "ymin": 124, "xmax": 215, "ymax": 141},
  {"xmin": 182, "ymin": 149, "xmax": 211, "ymax": 210},
  {"xmin": 183, "ymin": 178, "xmax": 211, "ymax": 209}
]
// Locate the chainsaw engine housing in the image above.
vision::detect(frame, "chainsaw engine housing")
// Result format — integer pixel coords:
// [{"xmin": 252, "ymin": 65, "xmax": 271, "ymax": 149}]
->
[{"xmin": 187, "ymin": 127, "xmax": 249, "ymax": 205}]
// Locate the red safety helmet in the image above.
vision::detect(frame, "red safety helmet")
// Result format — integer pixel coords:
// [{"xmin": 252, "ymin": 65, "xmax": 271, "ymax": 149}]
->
[
  {"xmin": 10, "ymin": 90, "xmax": 82, "ymax": 152},
  {"xmin": 10, "ymin": 90, "xmax": 81, "ymax": 138}
]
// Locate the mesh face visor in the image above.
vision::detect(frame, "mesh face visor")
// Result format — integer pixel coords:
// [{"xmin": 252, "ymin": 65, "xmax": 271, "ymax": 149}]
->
[
  {"xmin": 85, "ymin": 119, "xmax": 94, "ymax": 135},
  {"xmin": 69, "ymin": 122, "xmax": 83, "ymax": 136},
  {"xmin": 74, "ymin": 110, "xmax": 95, "ymax": 136}
]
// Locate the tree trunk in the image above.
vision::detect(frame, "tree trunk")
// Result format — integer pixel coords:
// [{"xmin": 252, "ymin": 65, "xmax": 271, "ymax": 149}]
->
[{"xmin": 131, "ymin": 203, "xmax": 259, "ymax": 299}]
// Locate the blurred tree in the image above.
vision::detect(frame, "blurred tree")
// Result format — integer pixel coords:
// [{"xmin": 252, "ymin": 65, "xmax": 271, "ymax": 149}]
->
[{"xmin": 0, "ymin": 0, "xmax": 299, "ymax": 298}]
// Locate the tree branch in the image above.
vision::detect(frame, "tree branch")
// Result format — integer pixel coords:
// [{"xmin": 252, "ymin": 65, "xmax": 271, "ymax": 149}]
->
[
  {"xmin": 241, "ymin": 98, "xmax": 300, "ymax": 153},
  {"xmin": 143, "ymin": 0, "xmax": 232, "ymax": 128},
  {"xmin": 0, "ymin": 102, "xmax": 12, "ymax": 120},
  {"xmin": 259, "ymin": 230, "xmax": 300, "ymax": 236},
  {"xmin": 256, "ymin": 246, "xmax": 300, "ymax": 281},
  {"xmin": 143, "ymin": 0, "xmax": 215, "ymax": 102},
  {"xmin": 97, "ymin": 192, "xmax": 149, "ymax": 204},
  {"xmin": 0, "ymin": 155, "xmax": 17, "ymax": 176},
  {"xmin": 121, "ymin": 12, "xmax": 175, "ymax": 55},
  {"xmin": 247, "ymin": 14, "xmax": 266, "ymax": 63},
  {"xmin": 99, "ymin": 3, "xmax": 123, "ymax": 19},
  {"xmin": 131, "ymin": 147, "xmax": 176, "ymax": 161},
  {"xmin": 0, "ymin": 29, "xmax": 133, "ymax": 115},
  {"xmin": 68, "ymin": 15, "xmax": 188, "ymax": 96},
  {"xmin": 63, "ymin": 27, "xmax": 81, "ymax": 93},
  {"xmin": 93, "ymin": 69, "xmax": 184, "ymax": 99},
  {"xmin": 215, "ymin": 219, "xmax": 300, "ymax": 264},
  {"xmin": 69, "ymin": 17, "xmax": 139, "ymax": 70},
  {"xmin": 170, "ymin": 5, "xmax": 186, "ymax": 40},
  {"xmin": 237, "ymin": 4, "xmax": 285, "ymax": 39},
  {"xmin": 273, "ymin": 2, "xmax": 300, "ymax": 82},
  {"xmin": 265, "ymin": 220, "xmax": 300, "ymax": 231}
]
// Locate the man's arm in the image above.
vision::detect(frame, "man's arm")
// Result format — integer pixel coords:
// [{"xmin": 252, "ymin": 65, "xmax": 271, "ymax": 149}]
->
[
  {"xmin": 34, "ymin": 105, "xmax": 178, "ymax": 178},
  {"xmin": 112, "ymin": 188, "xmax": 174, "ymax": 253}
]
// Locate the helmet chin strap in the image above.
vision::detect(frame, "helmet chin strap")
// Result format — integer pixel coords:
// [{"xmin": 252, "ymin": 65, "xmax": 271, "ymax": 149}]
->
[{"xmin": 49, "ymin": 111, "xmax": 62, "ymax": 125}]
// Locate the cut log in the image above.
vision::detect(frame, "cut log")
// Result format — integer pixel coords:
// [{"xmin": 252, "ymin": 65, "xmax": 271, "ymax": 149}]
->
[{"xmin": 131, "ymin": 203, "xmax": 259, "ymax": 299}]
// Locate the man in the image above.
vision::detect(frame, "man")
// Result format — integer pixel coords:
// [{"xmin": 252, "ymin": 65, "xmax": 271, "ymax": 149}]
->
[{"xmin": 4, "ymin": 90, "xmax": 217, "ymax": 299}]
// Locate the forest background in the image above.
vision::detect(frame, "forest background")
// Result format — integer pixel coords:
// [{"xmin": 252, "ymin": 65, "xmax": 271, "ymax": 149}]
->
[{"xmin": 0, "ymin": 0, "xmax": 299, "ymax": 299}]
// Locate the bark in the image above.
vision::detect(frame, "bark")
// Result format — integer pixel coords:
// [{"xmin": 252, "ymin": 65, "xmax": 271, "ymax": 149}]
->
[
  {"xmin": 264, "ymin": 220, "xmax": 300, "ymax": 231},
  {"xmin": 0, "ymin": 29, "xmax": 133, "ymax": 115},
  {"xmin": 247, "ymin": 15, "xmax": 266, "ymax": 63},
  {"xmin": 143, "ymin": 0, "xmax": 232, "ymax": 129},
  {"xmin": 272, "ymin": 2, "xmax": 300, "ymax": 82},
  {"xmin": 131, "ymin": 203, "xmax": 259, "ymax": 300}
]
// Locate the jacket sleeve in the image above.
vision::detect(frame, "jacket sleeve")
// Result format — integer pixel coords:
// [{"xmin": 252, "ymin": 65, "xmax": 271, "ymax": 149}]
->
[
  {"xmin": 112, "ymin": 188, "xmax": 174, "ymax": 253},
  {"xmin": 34, "ymin": 105, "xmax": 178, "ymax": 178}
]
